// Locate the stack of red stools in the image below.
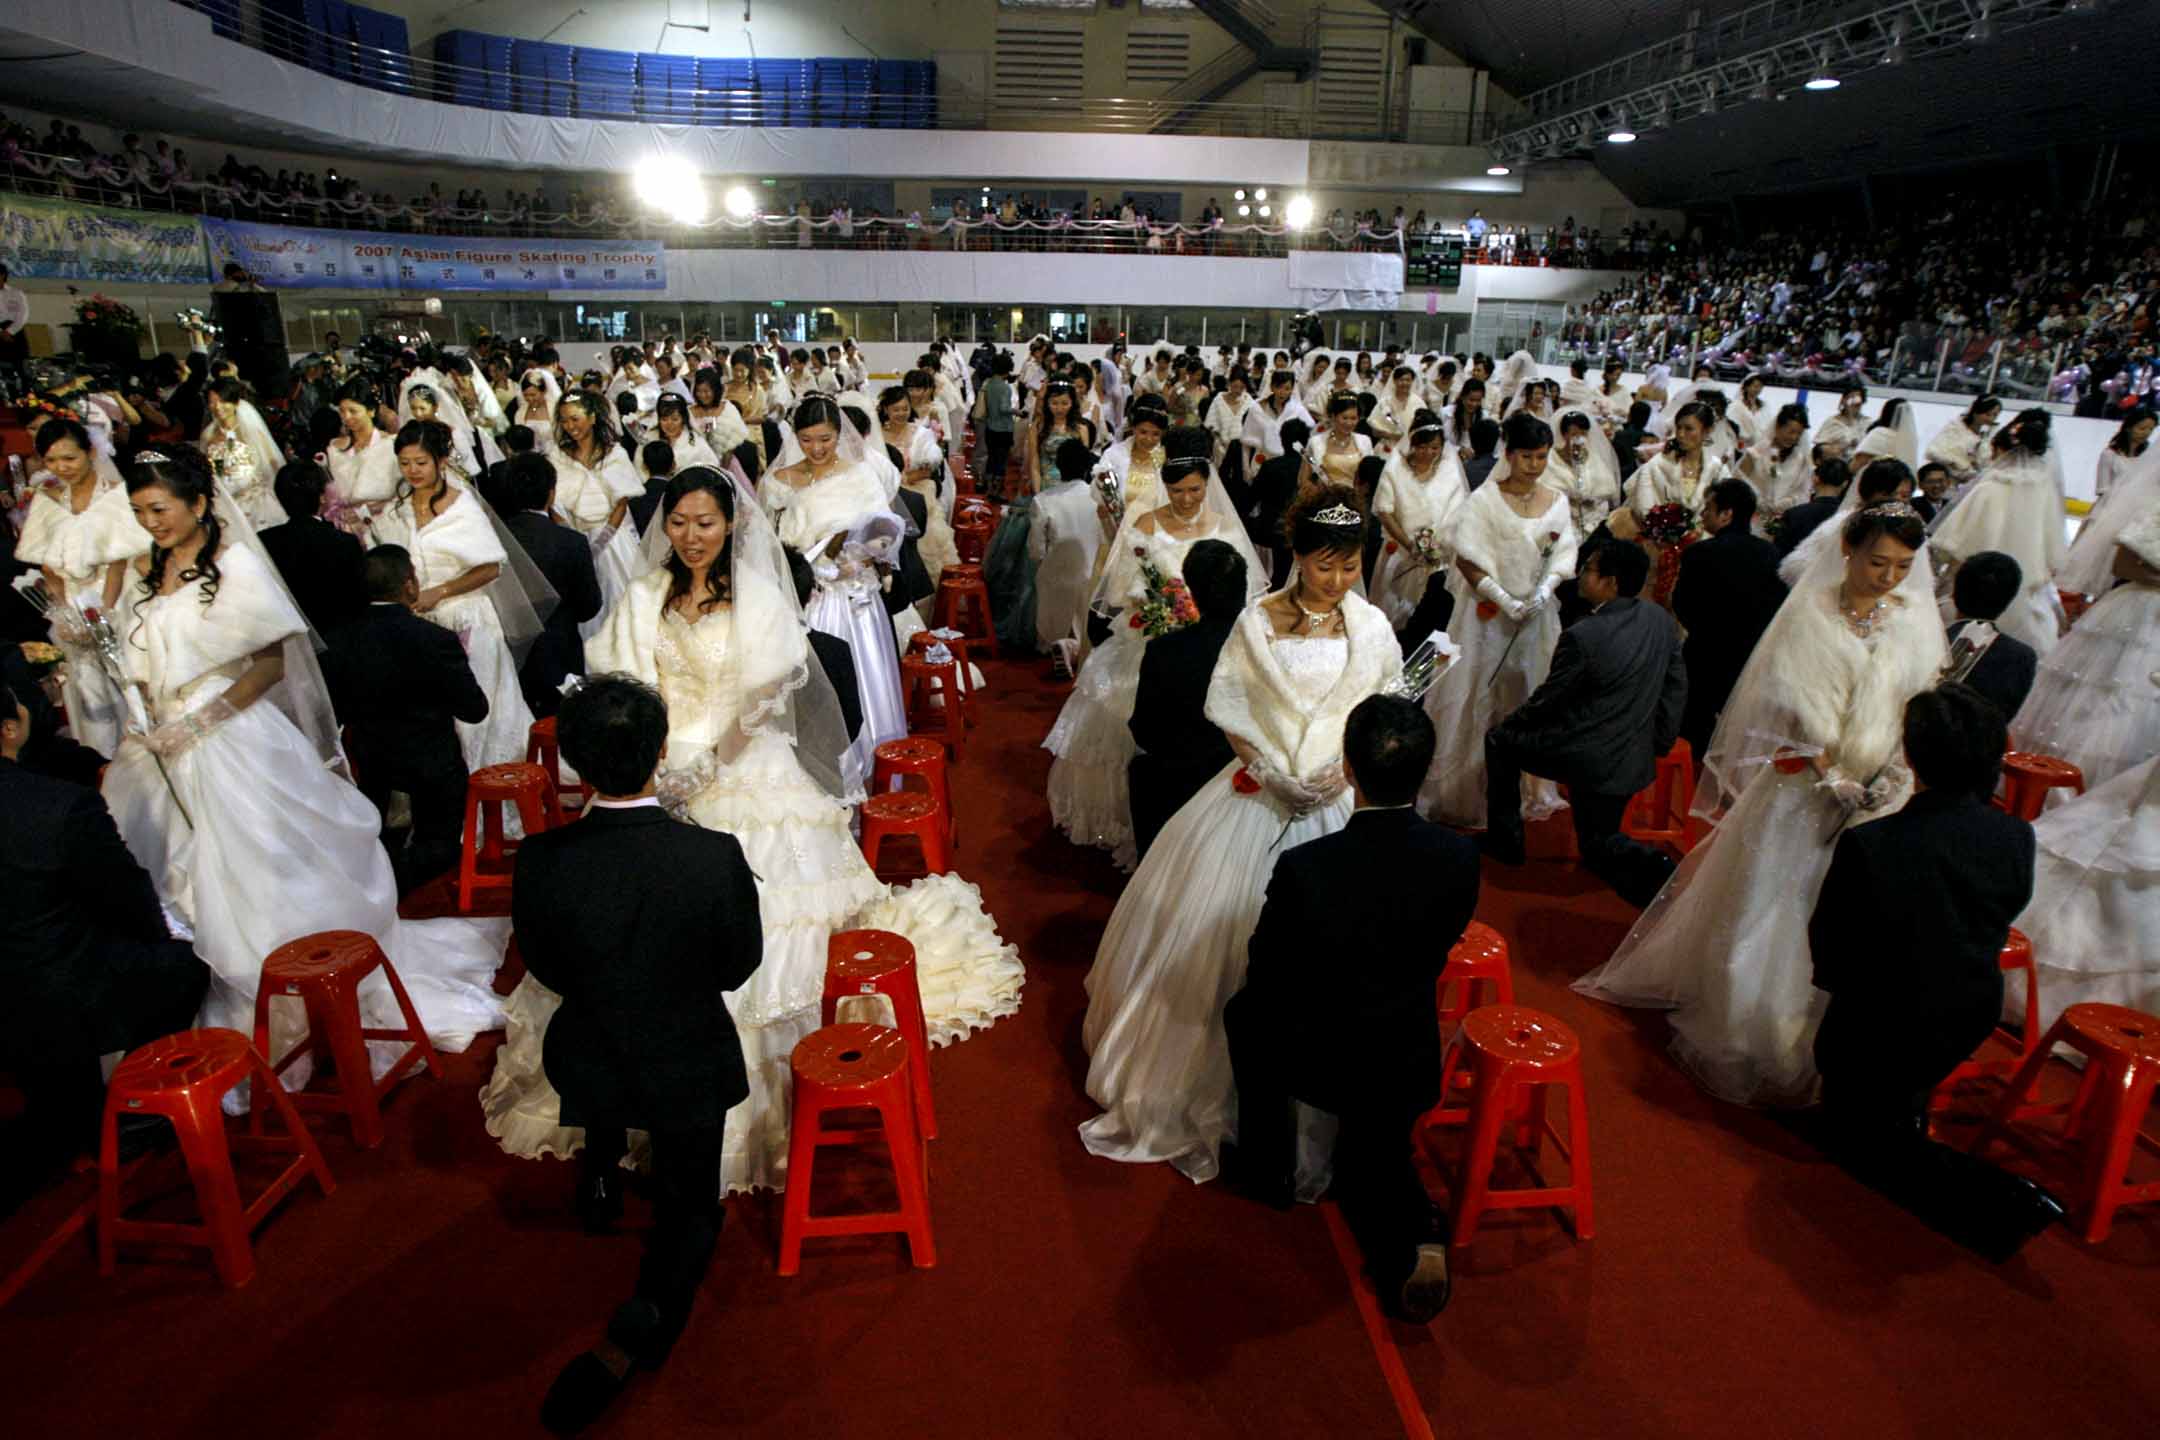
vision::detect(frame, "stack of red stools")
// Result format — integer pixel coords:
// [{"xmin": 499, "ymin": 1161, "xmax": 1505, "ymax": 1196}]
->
[
  {"xmin": 873, "ymin": 735, "xmax": 957, "ymax": 849},
  {"xmin": 1441, "ymin": 1005, "xmax": 1594, "ymax": 1248},
  {"xmin": 457, "ymin": 761, "xmax": 561, "ymax": 912},
  {"xmin": 1926, "ymin": 927, "xmax": 2043, "ymax": 1126},
  {"xmin": 907, "ymin": 628, "xmax": 978, "ymax": 727}
]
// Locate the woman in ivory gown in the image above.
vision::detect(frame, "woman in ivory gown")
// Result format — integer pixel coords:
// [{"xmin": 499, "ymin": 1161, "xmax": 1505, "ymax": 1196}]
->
[
  {"xmin": 480, "ymin": 467, "xmax": 1022, "ymax": 1193},
  {"xmin": 1367, "ymin": 366, "xmax": 1423, "ymax": 456},
  {"xmin": 512, "ymin": 370, "xmax": 561, "ymax": 456},
  {"xmin": 763, "ymin": 394, "xmax": 907, "ymax": 760},
  {"xmin": 1738, "ymin": 404, "xmax": 1815, "ymax": 524},
  {"xmin": 1729, "ymin": 373, "xmax": 1773, "ymax": 451},
  {"xmin": 103, "ymin": 450, "xmax": 506, "ymax": 1088},
  {"xmin": 1203, "ymin": 368, "xmax": 1256, "ymax": 473},
  {"xmin": 1366, "ymin": 411, "xmax": 1469, "ymax": 628},
  {"xmin": 880, "ymin": 385, "xmax": 960, "ymax": 589},
  {"xmin": 1543, "ymin": 409, "xmax": 1624, "ymax": 554},
  {"xmin": 2012, "ymin": 505, "xmax": 2160, "ymax": 794},
  {"xmin": 324, "ymin": 378, "xmax": 400, "ymax": 525},
  {"xmin": 401, "ymin": 370, "xmax": 498, "ymax": 478},
  {"xmin": 1849, "ymin": 398, "xmax": 1919, "ymax": 480},
  {"xmin": 198, "ymin": 379, "xmax": 288, "ymax": 531},
  {"xmin": 1924, "ymin": 394, "xmax": 2001, "ymax": 486},
  {"xmin": 1299, "ymin": 394, "xmax": 1374, "ymax": 491},
  {"xmin": 687, "ymin": 367, "xmax": 753, "ymax": 476},
  {"xmin": 1080, "ymin": 487, "xmax": 1402, "ymax": 1181},
  {"xmin": 1614, "ymin": 401, "xmax": 1732, "ymax": 604},
  {"xmin": 1045, "ymin": 428, "xmax": 1266, "ymax": 868},
  {"xmin": 17, "ymin": 417, "xmax": 146, "ymax": 757},
  {"xmin": 643, "ymin": 395, "xmax": 721, "ymax": 479},
  {"xmin": 1811, "ymin": 385, "xmax": 1870, "ymax": 462},
  {"xmin": 1574, "ymin": 504, "xmax": 1946, "ymax": 1106},
  {"xmin": 369, "ymin": 420, "xmax": 542, "ymax": 771},
  {"xmin": 2060, "ymin": 410, "xmax": 2160, "ymax": 601},
  {"xmin": 1931, "ymin": 409, "xmax": 2068, "ymax": 655},
  {"xmin": 549, "ymin": 390, "xmax": 646, "ymax": 639},
  {"xmin": 1417, "ymin": 412, "xmax": 1580, "ymax": 827}
]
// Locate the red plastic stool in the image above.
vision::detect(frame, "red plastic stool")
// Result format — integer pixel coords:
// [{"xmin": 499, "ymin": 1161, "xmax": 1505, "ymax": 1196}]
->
[
  {"xmin": 861, "ymin": 790, "xmax": 952, "ymax": 876},
  {"xmin": 776, "ymin": 1025, "xmax": 936, "ymax": 1275},
  {"xmin": 932, "ymin": 562, "xmax": 998, "ymax": 659},
  {"xmin": 907, "ymin": 628, "xmax": 979, "ymax": 725},
  {"xmin": 249, "ymin": 930, "xmax": 438, "ymax": 1149},
  {"xmin": 1928, "ymin": 927, "xmax": 2043, "ymax": 1122},
  {"xmin": 525, "ymin": 715, "xmax": 593, "ymax": 813},
  {"xmin": 1997, "ymin": 752, "xmax": 2085, "ymax": 821},
  {"xmin": 901, "ymin": 655, "xmax": 967, "ymax": 762},
  {"xmin": 1446, "ymin": 1006, "xmax": 1594, "ymax": 1247},
  {"xmin": 1424, "ymin": 922, "xmax": 1519, "ymax": 1129},
  {"xmin": 99, "ymin": 1029, "xmax": 336, "ymax": 1288},
  {"xmin": 1622, "ymin": 738, "xmax": 1697, "ymax": 852},
  {"xmin": 873, "ymin": 736, "xmax": 956, "ymax": 846},
  {"xmin": 1975, "ymin": 1003, "xmax": 2160, "ymax": 1243},
  {"xmin": 457, "ymin": 762, "xmax": 559, "ymax": 911},
  {"xmin": 823, "ymin": 930, "xmax": 937, "ymax": 1139}
]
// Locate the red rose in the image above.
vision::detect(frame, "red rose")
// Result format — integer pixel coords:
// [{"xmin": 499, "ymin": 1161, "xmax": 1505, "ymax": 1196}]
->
[
  {"xmin": 1129, "ymin": 614, "xmax": 1144, "ymax": 628},
  {"xmin": 1384, "ymin": 541, "xmax": 1399, "ymax": 556},
  {"xmin": 1476, "ymin": 600, "xmax": 1499, "ymax": 621},
  {"xmin": 1231, "ymin": 768, "xmax": 1262, "ymax": 795},
  {"xmin": 1771, "ymin": 753, "xmax": 1811, "ymax": 775}
]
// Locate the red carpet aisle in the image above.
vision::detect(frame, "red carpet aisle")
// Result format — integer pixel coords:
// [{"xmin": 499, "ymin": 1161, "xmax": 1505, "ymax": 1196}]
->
[{"xmin": 2, "ymin": 655, "xmax": 2156, "ymax": 1439}]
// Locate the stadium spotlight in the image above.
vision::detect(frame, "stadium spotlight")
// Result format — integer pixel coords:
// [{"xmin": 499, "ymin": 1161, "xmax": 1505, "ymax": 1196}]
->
[
  {"xmin": 635, "ymin": 155, "xmax": 710, "ymax": 224},
  {"xmin": 1234, "ymin": 188, "xmax": 1247, "ymax": 201},
  {"xmin": 1237, "ymin": 203, "xmax": 1251, "ymax": 217},
  {"xmin": 1966, "ymin": 2, "xmax": 1997, "ymax": 42},
  {"xmin": 723, "ymin": 185, "xmax": 756, "ymax": 218},
  {"xmin": 1258, "ymin": 204, "xmax": 1272, "ymax": 217},
  {"xmin": 1487, "ymin": 165, "xmax": 1511, "ymax": 176},
  {"xmin": 1606, "ymin": 108, "xmax": 1637, "ymax": 143},
  {"xmin": 1254, "ymin": 187, "xmax": 1268, "ymax": 201},
  {"xmin": 1804, "ymin": 46, "xmax": 1840, "ymax": 90},
  {"xmin": 1284, "ymin": 195, "xmax": 1314, "ymax": 229}
]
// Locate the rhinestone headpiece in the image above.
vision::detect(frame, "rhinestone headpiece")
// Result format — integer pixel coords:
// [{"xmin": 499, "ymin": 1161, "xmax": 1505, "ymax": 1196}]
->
[
  {"xmin": 135, "ymin": 448, "xmax": 173, "ymax": 464},
  {"xmin": 1859, "ymin": 501, "xmax": 1922, "ymax": 521},
  {"xmin": 1311, "ymin": 502, "xmax": 1362, "ymax": 527}
]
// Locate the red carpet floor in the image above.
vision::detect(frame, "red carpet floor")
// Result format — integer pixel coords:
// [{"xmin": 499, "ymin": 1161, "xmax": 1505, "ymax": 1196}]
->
[{"xmin": 3, "ymin": 655, "xmax": 2156, "ymax": 1439}]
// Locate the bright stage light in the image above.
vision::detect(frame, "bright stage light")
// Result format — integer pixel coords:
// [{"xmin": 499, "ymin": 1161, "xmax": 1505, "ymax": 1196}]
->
[
  {"xmin": 635, "ymin": 154, "xmax": 709, "ymax": 223},
  {"xmin": 1284, "ymin": 195, "xmax": 1314, "ymax": 229},
  {"xmin": 1237, "ymin": 204, "xmax": 1251, "ymax": 217},
  {"xmin": 1258, "ymin": 204, "xmax": 1272, "ymax": 217},
  {"xmin": 724, "ymin": 185, "xmax": 756, "ymax": 218},
  {"xmin": 1254, "ymin": 187, "xmax": 1267, "ymax": 201},
  {"xmin": 1234, "ymin": 188, "xmax": 1247, "ymax": 201},
  {"xmin": 1487, "ymin": 165, "xmax": 1510, "ymax": 176}
]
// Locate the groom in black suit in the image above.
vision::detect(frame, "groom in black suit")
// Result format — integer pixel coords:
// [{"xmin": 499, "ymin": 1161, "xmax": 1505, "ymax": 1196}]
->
[
  {"xmin": 1672, "ymin": 479, "xmax": 1786, "ymax": 760},
  {"xmin": 1126, "ymin": 539, "xmax": 1247, "ymax": 859},
  {"xmin": 523, "ymin": 675, "xmax": 764, "ymax": 1435},
  {"xmin": 1482, "ymin": 539, "xmax": 1688, "ymax": 906},
  {"xmin": 1225, "ymin": 696, "xmax": 1480, "ymax": 1324},
  {"xmin": 1808, "ymin": 684, "xmax": 2065, "ymax": 1261}
]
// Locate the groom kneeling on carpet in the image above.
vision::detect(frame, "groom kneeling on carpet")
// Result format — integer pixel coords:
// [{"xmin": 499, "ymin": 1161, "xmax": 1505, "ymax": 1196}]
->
[
  {"xmin": 1224, "ymin": 695, "xmax": 1480, "ymax": 1323},
  {"xmin": 519, "ymin": 675, "xmax": 765, "ymax": 1435}
]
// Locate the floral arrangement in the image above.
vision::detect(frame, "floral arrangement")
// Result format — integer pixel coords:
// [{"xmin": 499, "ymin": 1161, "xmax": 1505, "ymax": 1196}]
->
[
  {"xmin": 18, "ymin": 640, "xmax": 63, "ymax": 676},
  {"xmin": 1638, "ymin": 503, "xmax": 1696, "ymax": 547},
  {"xmin": 1127, "ymin": 547, "xmax": 1199, "ymax": 638},
  {"xmin": 71, "ymin": 294, "xmax": 146, "ymax": 341},
  {"xmin": 1413, "ymin": 525, "xmax": 1445, "ymax": 568}
]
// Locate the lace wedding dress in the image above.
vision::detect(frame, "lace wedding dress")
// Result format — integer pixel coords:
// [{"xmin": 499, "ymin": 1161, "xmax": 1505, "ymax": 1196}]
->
[
  {"xmin": 2013, "ymin": 752, "xmax": 2160, "ymax": 1032},
  {"xmin": 1079, "ymin": 592, "xmax": 1400, "ymax": 1181},
  {"xmin": 480, "ymin": 566, "xmax": 1023, "ymax": 1195},
  {"xmin": 15, "ymin": 476, "xmax": 146, "ymax": 757},
  {"xmin": 2012, "ymin": 508, "xmax": 2160, "ymax": 794}
]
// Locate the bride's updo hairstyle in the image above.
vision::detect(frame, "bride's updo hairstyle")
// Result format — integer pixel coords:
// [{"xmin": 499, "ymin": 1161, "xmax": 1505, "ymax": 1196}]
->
[
  {"xmin": 1125, "ymin": 393, "xmax": 1169, "ymax": 439},
  {"xmin": 394, "ymin": 418, "xmax": 456, "ymax": 516},
  {"xmin": 126, "ymin": 445, "xmax": 223, "ymax": 608},
  {"xmin": 877, "ymin": 385, "xmax": 911, "ymax": 426},
  {"xmin": 1161, "ymin": 426, "xmax": 1213, "ymax": 486},
  {"xmin": 1285, "ymin": 482, "xmax": 1365, "ymax": 556},
  {"xmin": 1839, "ymin": 500, "xmax": 1927, "ymax": 556},
  {"xmin": 661, "ymin": 466, "xmax": 736, "ymax": 613},
  {"xmin": 2006, "ymin": 408, "xmax": 2051, "ymax": 456},
  {"xmin": 1662, "ymin": 401, "xmax": 1715, "ymax": 455},
  {"xmin": 792, "ymin": 393, "xmax": 843, "ymax": 438},
  {"xmin": 1501, "ymin": 411, "xmax": 1553, "ymax": 455}
]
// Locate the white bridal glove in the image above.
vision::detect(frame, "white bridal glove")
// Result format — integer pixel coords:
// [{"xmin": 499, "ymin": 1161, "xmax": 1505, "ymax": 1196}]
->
[
  {"xmin": 1816, "ymin": 768, "xmax": 1890, "ymax": 813},
  {"xmin": 143, "ymin": 696, "xmax": 239, "ymax": 759},
  {"xmin": 1247, "ymin": 756, "xmax": 1329, "ymax": 818},
  {"xmin": 1475, "ymin": 575, "xmax": 1528, "ymax": 623}
]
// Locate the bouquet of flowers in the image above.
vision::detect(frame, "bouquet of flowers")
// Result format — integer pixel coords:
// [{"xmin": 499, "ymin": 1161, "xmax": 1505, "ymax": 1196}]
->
[
  {"xmin": 1638, "ymin": 502, "xmax": 1696, "ymax": 546},
  {"xmin": 1127, "ymin": 548, "xmax": 1199, "ymax": 638},
  {"xmin": 17, "ymin": 640, "xmax": 63, "ymax": 678},
  {"xmin": 1412, "ymin": 525, "xmax": 1445, "ymax": 568}
]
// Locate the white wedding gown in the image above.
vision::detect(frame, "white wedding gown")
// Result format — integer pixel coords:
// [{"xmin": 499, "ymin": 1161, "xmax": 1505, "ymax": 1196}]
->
[
  {"xmin": 368, "ymin": 485, "xmax": 535, "ymax": 772},
  {"xmin": 1079, "ymin": 592, "xmax": 1400, "ymax": 1181},
  {"xmin": 103, "ymin": 544, "xmax": 507, "ymax": 1095},
  {"xmin": 766, "ymin": 459, "xmax": 910, "ymax": 754},
  {"xmin": 1931, "ymin": 448, "xmax": 2069, "ymax": 655},
  {"xmin": 1045, "ymin": 509, "xmax": 1256, "ymax": 870},
  {"xmin": 2012, "ymin": 753, "xmax": 2160, "ymax": 1033},
  {"xmin": 1366, "ymin": 449, "xmax": 1468, "ymax": 627},
  {"xmin": 2011, "ymin": 516, "xmax": 2160, "ymax": 795},
  {"xmin": 15, "ymin": 480, "xmax": 148, "ymax": 758},
  {"xmin": 481, "ymin": 569, "xmax": 1023, "ymax": 1194},
  {"xmin": 549, "ymin": 446, "xmax": 646, "ymax": 640}
]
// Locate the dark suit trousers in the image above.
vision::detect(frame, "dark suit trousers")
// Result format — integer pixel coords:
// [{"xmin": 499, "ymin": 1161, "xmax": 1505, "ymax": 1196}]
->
[
  {"xmin": 1128, "ymin": 754, "xmax": 1223, "ymax": 861},
  {"xmin": 1484, "ymin": 730, "xmax": 1676, "ymax": 907},
  {"xmin": 12, "ymin": 946, "xmax": 205, "ymax": 1180},
  {"xmin": 353, "ymin": 748, "xmax": 468, "ymax": 895},
  {"xmin": 1814, "ymin": 988, "xmax": 2040, "ymax": 1260},
  {"xmin": 983, "ymin": 428, "xmax": 1013, "ymax": 497},
  {"xmin": 1225, "ymin": 995, "xmax": 1438, "ymax": 1289},
  {"xmin": 581, "ymin": 1126, "xmax": 726, "ymax": 1362},
  {"xmin": 1399, "ymin": 572, "xmax": 1455, "ymax": 650}
]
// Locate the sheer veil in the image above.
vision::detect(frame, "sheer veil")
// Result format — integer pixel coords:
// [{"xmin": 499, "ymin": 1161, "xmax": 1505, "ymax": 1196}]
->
[
  {"xmin": 1086, "ymin": 458, "xmax": 1266, "ymax": 617},
  {"xmin": 1853, "ymin": 400, "xmax": 1920, "ymax": 470},
  {"xmin": 1549, "ymin": 410, "xmax": 1623, "ymax": 504},
  {"xmin": 2060, "ymin": 447, "xmax": 2160, "ymax": 594}
]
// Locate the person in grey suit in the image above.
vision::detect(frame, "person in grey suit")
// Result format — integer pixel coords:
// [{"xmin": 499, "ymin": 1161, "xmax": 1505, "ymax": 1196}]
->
[{"xmin": 1482, "ymin": 538, "xmax": 1688, "ymax": 905}]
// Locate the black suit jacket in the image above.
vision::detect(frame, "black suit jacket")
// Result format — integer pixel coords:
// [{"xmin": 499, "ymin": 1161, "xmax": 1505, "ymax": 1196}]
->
[
  {"xmin": 1947, "ymin": 619, "xmax": 2038, "ymax": 721},
  {"xmin": 321, "ymin": 603, "xmax": 489, "ymax": 787},
  {"xmin": 1494, "ymin": 596, "xmax": 1686, "ymax": 797},
  {"xmin": 809, "ymin": 630, "xmax": 864, "ymax": 742},
  {"xmin": 164, "ymin": 353, "xmax": 210, "ymax": 439},
  {"xmin": 260, "ymin": 516, "xmax": 367, "ymax": 636},
  {"xmin": 887, "ymin": 485, "xmax": 935, "ymax": 615},
  {"xmin": 1129, "ymin": 614, "xmax": 1235, "ymax": 775},
  {"xmin": 1239, "ymin": 807, "xmax": 1480, "ymax": 1106},
  {"xmin": 0, "ymin": 760, "xmax": 183, "ymax": 1062},
  {"xmin": 626, "ymin": 475, "xmax": 673, "ymax": 538},
  {"xmin": 1672, "ymin": 526, "xmax": 1787, "ymax": 728},
  {"xmin": 1775, "ymin": 496, "xmax": 1842, "ymax": 562},
  {"xmin": 1810, "ymin": 790, "xmax": 2035, "ymax": 1079},
  {"xmin": 514, "ymin": 804, "xmax": 763, "ymax": 1131},
  {"xmin": 1250, "ymin": 453, "xmax": 1303, "ymax": 551},
  {"xmin": 503, "ymin": 510, "xmax": 601, "ymax": 716}
]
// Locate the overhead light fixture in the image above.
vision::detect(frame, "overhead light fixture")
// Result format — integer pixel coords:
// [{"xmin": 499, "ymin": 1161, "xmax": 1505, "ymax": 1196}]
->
[
  {"xmin": 635, "ymin": 154, "xmax": 708, "ymax": 224},
  {"xmin": 1651, "ymin": 96, "xmax": 1672, "ymax": 129},
  {"xmin": 1254, "ymin": 187, "xmax": 1268, "ymax": 201},
  {"xmin": 1804, "ymin": 46, "xmax": 1840, "ymax": 89},
  {"xmin": 1967, "ymin": 2, "xmax": 1997, "ymax": 43},
  {"xmin": 1749, "ymin": 64, "xmax": 1773, "ymax": 101},
  {"xmin": 1258, "ymin": 203, "xmax": 1272, "ymax": 217},
  {"xmin": 1702, "ymin": 81, "xmax": 1721, "ymax": 114},
  {"xmin": 1881, "ymin": 18, "xmax": 1909, "ymax": 65},
  {"xmin": 1233, "ymin": 188, "xmax": 1246, "ymax": 201},
  {"xmin": 1237, "ymin": 203, "xmax": 1251, "ymax": 217},
  {"xmin": 1606, "ymin": 108, "xmax": 1637, "ymax": 143},
  {"xmin": 2064, "ymin": 0, "xmax": 2102, "ymax": 12},
  {"xmin": 723, "ymin": 185, "xmax": 755, "ymax": 218},
  {"xmin": 1563, "ymin": 117, "xmax": 1583, "ymax": 139},
  {"xmin": 1284, "ymin": 195, "xmax": 1314, "ymax": 230},
  {"xmin": 1487, "ymin": 165, "xmax": 1510, "ymax": 176}
]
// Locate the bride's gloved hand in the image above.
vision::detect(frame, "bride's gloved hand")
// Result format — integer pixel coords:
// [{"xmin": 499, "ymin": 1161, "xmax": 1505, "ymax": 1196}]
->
[
  {"xmin": 143, "ymin": 696, "xmax": 239, "ymax": 758},
  {"xmin": 1309, "ymin": 761, "xmax": 1351, "ymax": 806},
  {"xmin": 1247, "ymin": 756, "xmax": 1327, "ymax": 817},
  {"xmin": 1476, "ymin": 575, "xmax": 1528, "ymax": 623},
  {"xmin": 654, "ymin": 765, "xmax": 702, "ymax": 811},
  {"xmin": 1815, "ymin": 768, "xmax": 1873, "ymax": 811}
]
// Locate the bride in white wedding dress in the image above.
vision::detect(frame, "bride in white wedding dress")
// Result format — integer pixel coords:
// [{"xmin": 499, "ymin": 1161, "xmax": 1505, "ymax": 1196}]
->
[
  {"xmin": 1080, "ymin": 486, "xmax": 1401, "ymax": 1181},
  {"xmin": 481, "ymin": 465, "xmax": 1023, "ymax": 1194},
  {"xmin": 1574, "ymin": 502, "xmax": 1946, "ymax": 1106},
  {"xmin": 1045, "ymin": 426, "xmax": 1266, "ymax": 869},
  {"xmin": 100, "ymin": 449, "xmax": 507, "ymax": 1094}
]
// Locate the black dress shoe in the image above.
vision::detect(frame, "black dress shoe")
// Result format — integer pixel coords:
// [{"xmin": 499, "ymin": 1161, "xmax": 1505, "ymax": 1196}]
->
[
  {"xmin": 2015, "ymin": 1178, "xmax": 2069, "ymax": 1239},
  {"xmin": 540, "ymin": 1351, "xmax": 632, "ymax": 1436},
  {"xmin": 1478, "ymin": 831, "xmax": 1527, "ymax": 867},
  {"xmin": 576, "ymin": 1172, "xmax": 624, "ymax": 1234},
  {"xmin": 1390, "ymin": 1244, "xmax": 1453, "ymax": 1324},
  {"xmin": 1218, "ymin": 1142, "xmax": 1294, "ymax": 1212}
]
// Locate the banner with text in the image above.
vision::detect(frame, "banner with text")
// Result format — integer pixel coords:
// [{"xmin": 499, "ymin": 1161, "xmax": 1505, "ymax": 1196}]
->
[
  {"xmin": 0, "ymin": 195, "xmax": 208, "ymax": 286},
  {"xmin": 199, "ymin": 219, "xmax": 667, "ymax": 292}
]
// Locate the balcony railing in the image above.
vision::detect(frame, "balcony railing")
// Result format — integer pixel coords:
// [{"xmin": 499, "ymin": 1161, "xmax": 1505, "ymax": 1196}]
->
[{"xmin": 164, "ymin": 0, "xmax": 1484, "ymax": 143}]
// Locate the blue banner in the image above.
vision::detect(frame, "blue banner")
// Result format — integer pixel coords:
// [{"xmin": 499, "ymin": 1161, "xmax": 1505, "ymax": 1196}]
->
[
  {"xmin": 0, "ymin": 195, "xmax": 208, "ymax": 285},
  {"xmin": 200, "ymin": 218, "xmax": 666, "ymax": 292}
]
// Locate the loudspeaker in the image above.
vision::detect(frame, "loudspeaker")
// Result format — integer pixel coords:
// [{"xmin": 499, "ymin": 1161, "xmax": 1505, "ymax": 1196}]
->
[{"xmin": 212, "ymin": 291, "xmax": 291, "ymax": 402}]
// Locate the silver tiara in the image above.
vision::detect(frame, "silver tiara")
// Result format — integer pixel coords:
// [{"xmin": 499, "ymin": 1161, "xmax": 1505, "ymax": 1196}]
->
[
  {"xmin": 1859, "ymin": 501, "xmax": 1922, "ymax": 520},
  {"xmin": 136, "ymin": 448, "xmax": 173, "ymax": 464},
  {"xmin": 1311, "ymin": 502, "xmax": 1362, "ymax": 527}
]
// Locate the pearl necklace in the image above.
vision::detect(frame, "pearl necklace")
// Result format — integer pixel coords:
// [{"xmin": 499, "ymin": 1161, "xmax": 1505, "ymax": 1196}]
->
[{"xmin": 1838, "ymin": 587, "xmax": 1889, "ymax": 638}]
